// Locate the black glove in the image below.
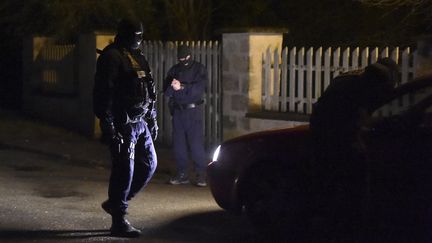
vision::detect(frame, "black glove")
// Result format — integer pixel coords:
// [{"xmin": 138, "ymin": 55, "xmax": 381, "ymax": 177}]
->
[
  {"xmin": 99, "ymin": 118, "xmax": 119, "ymax": 145},
  {"xmin": 147, "ymin": 118, "xmax": 159, "ymax": 141}
]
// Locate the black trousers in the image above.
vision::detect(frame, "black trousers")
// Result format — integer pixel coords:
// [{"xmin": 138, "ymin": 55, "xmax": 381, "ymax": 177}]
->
[
  {"xmin": 108, "ymin": 120, "xmax": 157, "ymax": 216},
  {"xmin": 172, "ymin": 106, "xmax": 207, "ymax": 175}
]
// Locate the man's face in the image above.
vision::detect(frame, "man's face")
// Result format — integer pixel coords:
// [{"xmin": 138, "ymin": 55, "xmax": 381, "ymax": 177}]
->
[
  {"xmin": 130, "ymin": 30, "xmax": 143, "ymax": 50},
  {"xmin": 117, "ymin": 20, "xmax": 144, "ymax": 50},
  {"xmin": 178, "ymin": 55, "xmax": 191, "ymax": 66}
]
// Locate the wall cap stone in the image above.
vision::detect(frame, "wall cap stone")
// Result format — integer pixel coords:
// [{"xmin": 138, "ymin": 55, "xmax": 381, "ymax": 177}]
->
[
  {"xmin": 246, "ymin": 111, "xmax": 309, "ymax": 122},
  {"xmin": 217, "ymin": 27, "xmax": 289, "ymax": 35}
]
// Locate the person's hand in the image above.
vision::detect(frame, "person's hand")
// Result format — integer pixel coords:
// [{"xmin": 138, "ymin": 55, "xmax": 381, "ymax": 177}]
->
[
  {"xmin": 171, "ymin": 79, "xmax": 182, "ymax": 91},
  {"xmin": 99, "ymin": 119, "xmax": 120, "ymax": 145}
]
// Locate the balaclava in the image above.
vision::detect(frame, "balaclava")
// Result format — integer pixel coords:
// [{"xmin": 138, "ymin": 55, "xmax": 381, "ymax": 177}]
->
[
  {"xmin": 116, "ymin": 18, "xmax": 144, "ymax": 50},
  {"xmin": 177, "ymin": 45, "xmax": 192, "ymax": 66}
]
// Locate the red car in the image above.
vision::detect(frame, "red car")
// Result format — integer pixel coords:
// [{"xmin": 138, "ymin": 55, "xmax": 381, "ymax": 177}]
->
[
  {"xmin": 208, "ymin": 124, "xmax": 311, "ymax": 213},
  {"xmin": 208, "ymin": 80, "xmax": 432, "ymax": 241}
]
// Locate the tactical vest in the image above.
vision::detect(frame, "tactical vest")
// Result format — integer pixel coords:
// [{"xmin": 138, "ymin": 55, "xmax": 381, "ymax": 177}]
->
[{"xmin": 116, "ymin": 48, "xmax": 152, "ymax": 123}]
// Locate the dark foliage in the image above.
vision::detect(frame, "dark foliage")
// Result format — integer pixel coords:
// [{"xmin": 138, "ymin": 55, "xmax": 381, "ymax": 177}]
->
[{"xmin": 0, "ymin": 0, "xmax": 430, "ymax": 109}]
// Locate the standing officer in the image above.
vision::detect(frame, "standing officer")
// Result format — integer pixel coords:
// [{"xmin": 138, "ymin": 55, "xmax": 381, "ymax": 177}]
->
[
  {"xmin": 163, "ymin": 44, "xmax": 208, "ymax": 187},
  {"xmin": 93, "ymin": 18, "xmax": 158, "ymax": 238}
]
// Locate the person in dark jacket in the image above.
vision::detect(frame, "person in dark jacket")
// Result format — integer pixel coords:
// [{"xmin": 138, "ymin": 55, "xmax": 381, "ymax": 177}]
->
[
  {"xmin": 309, "ymin": 57, "xmax": 432, "ymax": 239},
  {"xmin": 163, "ymin": 44, "xmax": 208, "ymax": 187},
  {"xmin": 309, "ymin": 58, "xmax": 399, "ymax": 237},
  {"xmin": 93, "ymin": 18, "xmax": 158, "ymax": 238}
]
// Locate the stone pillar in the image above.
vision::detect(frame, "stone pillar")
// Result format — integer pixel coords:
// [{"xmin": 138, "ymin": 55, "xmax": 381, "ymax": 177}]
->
[
  {"xmin": 78, "ymin": 33, "xmax": 98, "ymax": 136},
  {"xmin": 416, "ymin": 36, "xmax": 432, "ymax": 77},
  {"xmin": 22, "ymin": 37, "xmax": 53, "ymax": 109},
  {"xmin": 79, "ymin": 32, "xmax": 115, "ymax": 137},
  {"xmin": 222, "ymin": 31, "xmax": 284, "ymax": 140},
  {"xmin": 416, "ymin": 36, "xmax": 432, "ymax": 121}
]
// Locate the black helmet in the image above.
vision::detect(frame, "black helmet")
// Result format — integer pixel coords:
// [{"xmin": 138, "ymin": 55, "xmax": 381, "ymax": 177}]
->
[{"xmin": 116, "ymin": 18, "xmax": 144, "ymax": 50}]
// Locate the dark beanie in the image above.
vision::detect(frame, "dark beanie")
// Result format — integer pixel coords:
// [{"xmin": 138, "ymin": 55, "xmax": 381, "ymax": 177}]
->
[
  {"xmin": 117, "ymin": 18, "xmax": 143, "ymax": 37},
  {"xmin": 178, "ymin": 45, "xmax": 191, "ymax": 58},
  {"xmin": 364, "ymin": 57, "xmax": 399, "ymax": 85}
]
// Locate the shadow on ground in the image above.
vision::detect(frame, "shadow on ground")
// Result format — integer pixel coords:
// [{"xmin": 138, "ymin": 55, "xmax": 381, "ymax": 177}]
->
[
  {"xmin": 0, "ymin": 211, "xmax": 262, "ymax": 243},
  {"xmin": 144, "ymin": 210, "xmax": 259, "ymax": 242},
  {"xmin": 0, "ymin": 229, "xmax": 111, "ymax": 240}
]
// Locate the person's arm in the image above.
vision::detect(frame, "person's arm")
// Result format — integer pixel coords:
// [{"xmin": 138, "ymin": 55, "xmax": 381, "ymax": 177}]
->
[
  {"xmin": 163, "ymin": 67, "xmax": 177, "ymax": 98},
  {"xmin": 93, "ymin": 51, "xmax": 119, "ymax": 121},
  {"xmin": 389, "ymin": 74, "xmax": 432, "ymax": 103},
  {"xmin": 176, "ymin": 64, "xmax": 207, "ymax": 99},
  {"xmin": 368, "ymin": 93, "xmax": 432, "ymax": 134},
  {"xmin": 93, "ymin": 51, "xmax": 119, "ymax": 143},
  {"xmin": 142, "ymin": 60, "xmax": 158, "ymax": 140},
  {"xmin": 366, "ymin": 73, "xmax": 432, "ymax": 114}
]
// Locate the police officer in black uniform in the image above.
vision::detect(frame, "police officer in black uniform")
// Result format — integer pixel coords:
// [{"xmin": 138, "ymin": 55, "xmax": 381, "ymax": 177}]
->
[
  {"xmin": 93, "ymin": 18, "xmax": 158, "ymax": 238},
  {"xmin": 163, "ymin": 45, "xmax": 208, "ymax": 187}
]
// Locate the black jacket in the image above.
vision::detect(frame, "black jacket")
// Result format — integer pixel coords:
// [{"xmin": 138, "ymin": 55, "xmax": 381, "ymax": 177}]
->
[
  {"xmin": 163, "ymin": 60, "xmax": 207, "ymax": 105},
  {"xmin": 93, "ymin": 42, "xmax": 156, "ymax": 125},
  {"xmin": 309, "ymin": 63, "xmax": 396, "ymax": 145}
]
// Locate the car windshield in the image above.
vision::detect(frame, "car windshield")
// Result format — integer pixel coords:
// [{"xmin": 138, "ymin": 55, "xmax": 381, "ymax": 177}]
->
[{"xmin": 373, "ymin": 84, "xmax": 432, "ymax": 128}]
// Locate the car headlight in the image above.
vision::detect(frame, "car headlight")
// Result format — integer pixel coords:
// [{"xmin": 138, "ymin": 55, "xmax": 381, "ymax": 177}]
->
[{"xmin": 212, "ymin": 145, "xmax": 221, "ymax": 162}]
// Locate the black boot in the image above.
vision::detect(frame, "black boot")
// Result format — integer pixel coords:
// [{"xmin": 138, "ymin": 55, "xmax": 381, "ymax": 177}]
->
[
  {"xmin": 102, "ymin": 200, "xmax": 141, "ymax": 238},
  {"xmin": 110, "ymin": 215, "xmax": 142, "ymax": 238}
]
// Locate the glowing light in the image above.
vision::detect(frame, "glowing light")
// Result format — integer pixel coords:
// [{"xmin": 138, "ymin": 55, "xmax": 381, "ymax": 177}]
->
[{"xmin": 212, "ymin": 145, "xmax": 221, "ymax": 162}]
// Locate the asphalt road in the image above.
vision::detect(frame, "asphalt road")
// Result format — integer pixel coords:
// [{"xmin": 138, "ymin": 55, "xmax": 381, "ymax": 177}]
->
[{"xmin": 0, "ymin": 146, "xmax": 258, "ymax": 243}]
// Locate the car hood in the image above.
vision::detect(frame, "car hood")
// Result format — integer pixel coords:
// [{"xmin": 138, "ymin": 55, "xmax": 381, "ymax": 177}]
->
[{"xmin": 216, "ymin": 124, "xmax": 312, "ymax": 174}]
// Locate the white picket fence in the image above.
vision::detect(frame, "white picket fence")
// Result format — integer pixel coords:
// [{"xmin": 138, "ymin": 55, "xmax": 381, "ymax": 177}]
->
[
  {"xmin": 262, "ymin": 46, "xmax": 418, "ymax": 116},
  {"xmin": 141, "ymin": 41, "xmax": 222, "ymax": 149}
]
